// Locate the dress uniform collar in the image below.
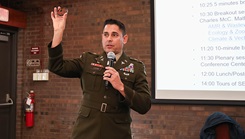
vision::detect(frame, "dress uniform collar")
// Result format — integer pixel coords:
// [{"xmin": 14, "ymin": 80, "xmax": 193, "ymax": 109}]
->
[{"xmin": 95, "ymin": 52, "xmax": 133, "ymax": 72}]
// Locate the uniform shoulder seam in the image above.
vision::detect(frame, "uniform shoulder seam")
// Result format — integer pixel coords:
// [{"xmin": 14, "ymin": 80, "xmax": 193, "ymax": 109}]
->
[{"xmin": 129, "ymin": 57, "xmax": 144, "ymax": 64}]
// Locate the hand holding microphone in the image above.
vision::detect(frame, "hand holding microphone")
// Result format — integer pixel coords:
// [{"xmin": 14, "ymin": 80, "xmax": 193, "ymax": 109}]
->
[
  {"xmin": 103, "ymin": 52, "xmax": 125, "ymax": 95},
  {"xmin": 104, "ymin": 52, "xmax": 116, "ymax": 88}
]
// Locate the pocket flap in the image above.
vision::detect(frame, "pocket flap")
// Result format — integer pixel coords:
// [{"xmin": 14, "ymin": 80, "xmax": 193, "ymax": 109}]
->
[
  {"xmin": 79, "ymin": 106, "xmax": 91, "ymax": 117},
  {"xmin": 85, "ymin": 65, "xmax": 104, "ymax": 76}
]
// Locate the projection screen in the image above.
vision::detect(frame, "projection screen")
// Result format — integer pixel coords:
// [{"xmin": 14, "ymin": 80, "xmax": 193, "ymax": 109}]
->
[{"xmin": 151, "ymin": 0, "xmax": 245, "ymax": 104}]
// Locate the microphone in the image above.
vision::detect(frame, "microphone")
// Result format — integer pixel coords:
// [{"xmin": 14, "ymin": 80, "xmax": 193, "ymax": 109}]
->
[{"xmin": 105, "ymin": 52, "xmax": 116, "ymax": 88}]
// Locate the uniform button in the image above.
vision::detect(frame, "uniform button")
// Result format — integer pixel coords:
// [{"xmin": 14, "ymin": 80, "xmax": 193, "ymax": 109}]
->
[{"xmin": 103, "ymin": 95, "xmax": 107, "ymax": 99}]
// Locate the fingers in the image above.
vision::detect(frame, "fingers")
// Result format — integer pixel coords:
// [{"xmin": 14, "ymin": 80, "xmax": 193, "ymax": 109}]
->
[
  {"xmin": 104, "ymin": 67, "xmax": 116, "ymax": 76},
  {"xmin": 50, "ymin": 8, "xmax": 54, "ymax": 19},
  {"xmin": 105, "ymin": 66, "xmax": 115, "ymax": 71},
  {"xmin": 51, "ymin": 6, "xmax": 68, "ymax": 19},
  {"xmin": 63, "ymin": 12, "xmax": 68, "ymax": 20},
  {"xmin": 103, "ymin": 70, "xmax": 112, "ymax": 78},
  {"xmin": 103, "ymin": 73, "xmax": 111, "ymax": 79},
  {"xmin": 50, "ymin": 11, "xmax": 54, "ymax": 19},
  {"xmin": 58, "ymin": 7, "xmax": 68, "ymax": 16},
  {"xmin": 103, "ymin": 68, "xmax": 123, "ymax": 91},
  {"xmin": 103, "ymin": 67, "xmax": 120, "ymax": 82},
  {"xmin": 51, "ymin": 7, "xmax": 57, "ymax": 19}
]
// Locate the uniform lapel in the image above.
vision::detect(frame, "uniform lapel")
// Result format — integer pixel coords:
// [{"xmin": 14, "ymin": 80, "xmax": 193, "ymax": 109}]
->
[{"xmin": 95, "ymin": 52, "xmax": 107, "ymax": 67}]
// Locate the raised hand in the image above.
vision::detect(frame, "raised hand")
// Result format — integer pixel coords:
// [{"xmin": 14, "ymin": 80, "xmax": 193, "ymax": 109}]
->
[
  {"xmin": 51, "ymin": 6, "xmax": 68, "ymax": 32},
  {"xmin": 50, "ymin": 6, "xmax": 68, "ymax": 48}
]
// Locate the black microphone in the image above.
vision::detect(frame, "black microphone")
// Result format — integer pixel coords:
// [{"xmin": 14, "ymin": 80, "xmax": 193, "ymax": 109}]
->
[{"xmin": 105, "ymin": 51, "xmax": 116, "ymax": 88}]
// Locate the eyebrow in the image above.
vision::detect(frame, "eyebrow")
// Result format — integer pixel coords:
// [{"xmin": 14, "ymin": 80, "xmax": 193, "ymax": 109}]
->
[{"xmin": 103, "ymin": 31, "xmax": 120, "ymax": 34}]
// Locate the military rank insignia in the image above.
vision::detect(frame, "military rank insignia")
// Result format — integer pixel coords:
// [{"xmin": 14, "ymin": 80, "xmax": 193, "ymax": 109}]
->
[{"xmin": 120, "ymin": 63, "xmax": 134, "ymax": 73}]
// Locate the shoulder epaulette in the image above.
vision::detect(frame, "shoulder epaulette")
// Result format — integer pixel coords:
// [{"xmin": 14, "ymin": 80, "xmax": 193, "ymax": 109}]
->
[
  {"xmin": 129, "ymin": 57, "xmax": 144, "ymax": 64},
  {"xmin": 80, "ymin": 52, "xmax": 98, "ymax": 58},
  {"xmin": 129, "ymin": 57, "xmax": 147, "ymax": 75},
  {"xmin": 87, "ymin": 52, "xmax": 98, "ymax": 55}
]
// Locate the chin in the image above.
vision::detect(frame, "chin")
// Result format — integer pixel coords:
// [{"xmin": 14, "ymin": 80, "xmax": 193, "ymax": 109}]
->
[{"xmin": 105, "ymin": 49, "xmax": 113, "ymax": 53}]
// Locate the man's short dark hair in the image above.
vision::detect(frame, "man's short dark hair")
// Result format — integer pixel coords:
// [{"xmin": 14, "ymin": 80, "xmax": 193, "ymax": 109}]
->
[{"xmin": 103, "ymin": 19, "xmax": 126, "ymax": 36}]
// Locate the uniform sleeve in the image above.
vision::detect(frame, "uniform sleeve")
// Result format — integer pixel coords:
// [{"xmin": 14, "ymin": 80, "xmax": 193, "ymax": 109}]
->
[
  {"xmin": 123, "ymin": 62, "xmax": 151, "ymax": 114},
  {"xmin": 48, "ymin": 42, "xmax": 84, "ymax": 78}
]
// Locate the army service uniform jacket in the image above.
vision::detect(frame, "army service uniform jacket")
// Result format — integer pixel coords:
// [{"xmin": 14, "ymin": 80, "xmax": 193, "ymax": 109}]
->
[{"xmin": 48, "ymin": 43, "xmax": 151, "ymax": 139}]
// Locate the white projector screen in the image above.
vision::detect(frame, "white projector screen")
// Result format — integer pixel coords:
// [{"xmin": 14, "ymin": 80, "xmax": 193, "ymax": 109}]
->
[{"xmin": 151, "ymin": 0, "xmax": 245, "ymax": 103}]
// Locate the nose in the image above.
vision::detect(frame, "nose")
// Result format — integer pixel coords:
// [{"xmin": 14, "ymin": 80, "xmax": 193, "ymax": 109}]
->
[{"xmin": 107, "ymin": 35, "xmax": 113, "ymax": 42}]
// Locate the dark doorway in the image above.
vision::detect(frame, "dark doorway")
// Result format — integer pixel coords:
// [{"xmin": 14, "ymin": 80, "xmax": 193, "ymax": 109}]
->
[{"xmin": 0, "ymin": 25, "xmax": 17, "ymax": 139}]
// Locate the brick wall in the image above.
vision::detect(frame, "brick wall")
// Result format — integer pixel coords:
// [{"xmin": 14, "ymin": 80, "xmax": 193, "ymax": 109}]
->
[{"xmin": 9, "ymin": 0, "xmax": 245, "ymax": 139}]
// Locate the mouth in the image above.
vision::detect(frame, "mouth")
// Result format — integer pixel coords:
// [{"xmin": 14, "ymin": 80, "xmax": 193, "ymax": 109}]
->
[{"xmin": 106, "ymin": 44, "xmax": 114, "ymax": 49}]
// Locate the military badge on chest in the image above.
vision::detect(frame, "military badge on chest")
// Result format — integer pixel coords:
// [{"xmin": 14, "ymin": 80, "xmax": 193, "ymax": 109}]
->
[
  {"xmin": 90, "ymin": 55, "xmax": 105, "ymax": 71},
  {"xmin": 90, "ymin": 63, "xmax": 104, "ymax": 71},
  {"xmin": 120, "ymin": 63, "xmax": 134, "ymax": 73},
  {"xmin": 120, "ymin": 63, "xmax": 134, "ymax": 79}
]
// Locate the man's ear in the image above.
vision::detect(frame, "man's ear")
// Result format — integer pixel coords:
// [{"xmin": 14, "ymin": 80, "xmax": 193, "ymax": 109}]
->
[{"xmin": 123, "ymin": 34, "xmax": 128, "ymax": 44}]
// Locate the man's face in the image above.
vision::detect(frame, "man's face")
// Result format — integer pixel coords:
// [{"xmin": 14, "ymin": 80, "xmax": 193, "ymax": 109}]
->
[{"xmin": 102, "ymin": 24, "xmax": 128, "ymax": 54}]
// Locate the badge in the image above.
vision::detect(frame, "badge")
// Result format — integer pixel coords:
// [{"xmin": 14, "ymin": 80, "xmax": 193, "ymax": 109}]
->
[
  {"xmin": 120, "ymin": 63, "xmax": 134, "ymax": 73},
  {"xmin": 91, "ymin": 63, "xmax": 104, "ymax": 71}
]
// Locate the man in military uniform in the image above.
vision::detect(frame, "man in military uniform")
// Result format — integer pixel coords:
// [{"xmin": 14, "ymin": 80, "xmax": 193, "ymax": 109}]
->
[{"xmin": 48, "ymin": 6, "xmax": 151, "ymax": 139}]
